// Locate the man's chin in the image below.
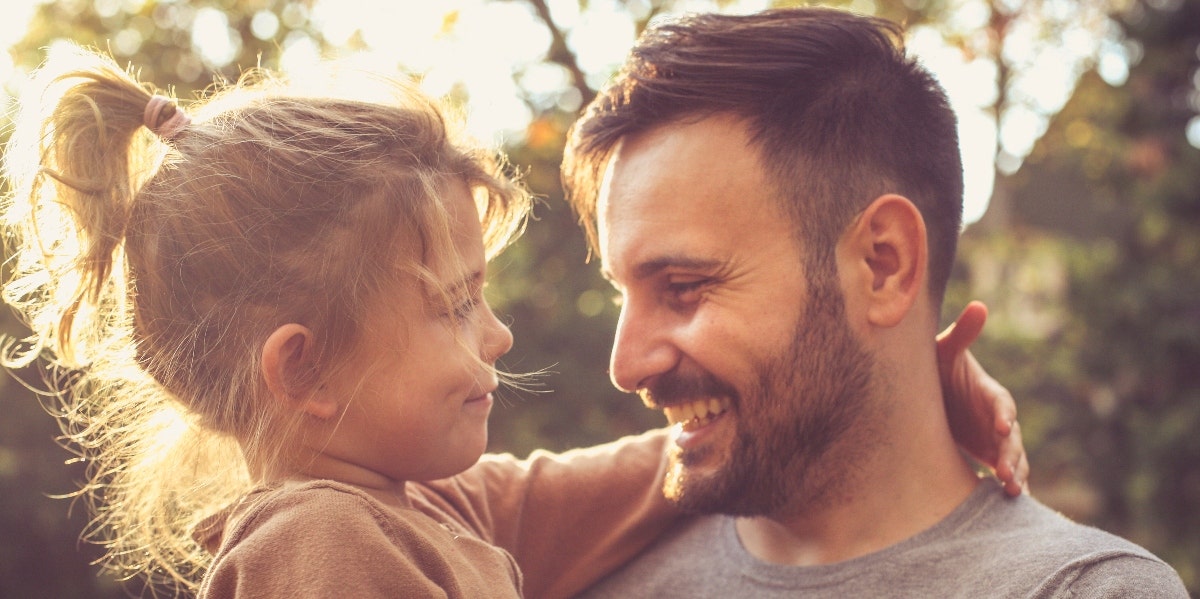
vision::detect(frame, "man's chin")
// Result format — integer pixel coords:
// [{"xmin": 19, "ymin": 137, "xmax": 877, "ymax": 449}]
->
[{"xmin": 662, "ymin": 460, "xmax": 743, "ymax": 514}]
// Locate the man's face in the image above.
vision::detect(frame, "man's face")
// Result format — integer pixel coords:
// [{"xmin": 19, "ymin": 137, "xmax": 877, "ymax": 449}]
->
[{"xmin": 597, "ymin": 115, "xmax": 878, "ymax": 517}]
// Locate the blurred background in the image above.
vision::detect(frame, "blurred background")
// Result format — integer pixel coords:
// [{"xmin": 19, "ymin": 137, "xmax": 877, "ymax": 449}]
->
[{"xmin": 0, "ymin": 0, "xmax": 1196, "ymax": 596}]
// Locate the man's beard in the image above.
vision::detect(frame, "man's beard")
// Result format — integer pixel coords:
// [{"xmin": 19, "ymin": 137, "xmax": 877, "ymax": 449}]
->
[{"xmin": 654, "ymin": 280, "xmax": 876, "ymax": 518}]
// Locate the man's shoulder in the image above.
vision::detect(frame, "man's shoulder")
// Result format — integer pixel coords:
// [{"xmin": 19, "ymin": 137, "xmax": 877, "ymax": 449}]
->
[
  {"xmin": 927, "ymin": 481, "xmax": 1188, "ymax": 597},
  {"xmin": 964, "ymin": 484, "xmax": 1154, "ymax": 558}
]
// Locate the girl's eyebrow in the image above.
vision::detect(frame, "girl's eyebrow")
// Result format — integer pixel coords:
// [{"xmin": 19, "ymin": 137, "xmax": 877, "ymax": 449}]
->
[
  {"xmin": 447, "ymin": 270, "xmax": 484, "ymax": 295},
  {"xmin": 425, "ymin": 269, "xmax": 482, "ymax": 304}
]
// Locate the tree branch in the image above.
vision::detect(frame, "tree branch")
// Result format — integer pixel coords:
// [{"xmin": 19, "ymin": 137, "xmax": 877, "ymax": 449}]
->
[{"xmin": 522, "ymin": 0, "xmax": 595, "ymax": 106}]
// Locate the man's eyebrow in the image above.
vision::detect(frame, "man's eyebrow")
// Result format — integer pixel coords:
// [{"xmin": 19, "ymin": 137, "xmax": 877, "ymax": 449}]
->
[{"xmin": 601, "ymin": 256, "xmax": 724, "ymax": 283}]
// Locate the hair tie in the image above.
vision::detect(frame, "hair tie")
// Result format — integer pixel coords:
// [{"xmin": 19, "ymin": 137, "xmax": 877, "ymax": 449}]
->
[{"xmin": 143, "ymin": 95, "xmax": 191, "ymax": 141}]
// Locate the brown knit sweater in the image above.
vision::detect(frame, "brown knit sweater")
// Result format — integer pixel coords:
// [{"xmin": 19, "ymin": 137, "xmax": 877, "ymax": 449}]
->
[{"xmin": 197, "ymin": 429, "xmax": 676, "ymax": 598}]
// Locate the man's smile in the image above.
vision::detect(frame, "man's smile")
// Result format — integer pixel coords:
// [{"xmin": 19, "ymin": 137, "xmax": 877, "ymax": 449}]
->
[{"xmin": 662, "ymin": 397, "xmax": 731, "ymax": 431}]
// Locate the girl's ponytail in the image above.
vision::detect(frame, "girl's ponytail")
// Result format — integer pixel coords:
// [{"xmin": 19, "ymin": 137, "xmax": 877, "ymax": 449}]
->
[
  {"xmin": 4, "ymin": 45, "xmax": 175, "ymax": 366},
  {"xmin": 1, "ymin": 46, "xmax": 214, "ymax": 591}
]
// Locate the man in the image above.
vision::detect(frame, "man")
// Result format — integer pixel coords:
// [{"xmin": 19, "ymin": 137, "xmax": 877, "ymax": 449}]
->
[{"xmin": 562, "ymin": 8, "xmax": 1187, "ymax": 597}]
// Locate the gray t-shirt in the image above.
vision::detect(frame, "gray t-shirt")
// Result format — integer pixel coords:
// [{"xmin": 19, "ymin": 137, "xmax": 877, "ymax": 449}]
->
[{"xmin": 578, "ymin": 479, "xmax": 1188, "ymax": 598}]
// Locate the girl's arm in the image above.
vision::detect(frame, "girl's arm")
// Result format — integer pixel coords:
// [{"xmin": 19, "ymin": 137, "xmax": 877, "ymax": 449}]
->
[{"xmin": 408, "ymin": 429, "xmax": 678, "ymax": 599}]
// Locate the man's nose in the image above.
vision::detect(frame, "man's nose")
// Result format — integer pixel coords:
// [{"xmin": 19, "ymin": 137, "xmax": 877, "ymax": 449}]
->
[{"xmin": 609, "ymin": 300, "xmax": 679, "ymax": 393}]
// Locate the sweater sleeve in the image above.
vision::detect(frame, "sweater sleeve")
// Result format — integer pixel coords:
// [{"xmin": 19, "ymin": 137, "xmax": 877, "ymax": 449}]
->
[
  {"xmin": 200, "ymin": 485, "xmax": 521, "ymax": 599},
  {"xmin": 408, "ymin": 428, "xmax": 681, "ymax": 599}
]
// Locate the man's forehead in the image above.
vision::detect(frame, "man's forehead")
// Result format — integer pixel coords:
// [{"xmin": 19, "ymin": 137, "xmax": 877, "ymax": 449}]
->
[
  {"xmin": 598, "ymin": 118, "xmax": 767, "ymax": 237},
  {"xmin": 595, "ymin": 137, "xmax": 624, "ymax": 232}
]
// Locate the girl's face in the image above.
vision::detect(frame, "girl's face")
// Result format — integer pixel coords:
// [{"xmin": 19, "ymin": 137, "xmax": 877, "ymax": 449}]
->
[{"xmin": 317, "ymin": 180, "xmax": 513, "ymax": 486}]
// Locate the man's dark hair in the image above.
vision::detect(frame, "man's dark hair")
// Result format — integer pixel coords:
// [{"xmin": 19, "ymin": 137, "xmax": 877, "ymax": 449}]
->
[{"xmin": 563, "ymin": 8, "xmax": 964, "ymax": 305}]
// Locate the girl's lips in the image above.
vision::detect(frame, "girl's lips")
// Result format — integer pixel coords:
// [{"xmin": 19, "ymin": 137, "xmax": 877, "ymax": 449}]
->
[
  {"xmin": 466, "ymin": 381, "xmax": 499, "ymax": 404},
  {"xmin": 464, "ymin": 392, "xmax": 493, "ymax": 413}
]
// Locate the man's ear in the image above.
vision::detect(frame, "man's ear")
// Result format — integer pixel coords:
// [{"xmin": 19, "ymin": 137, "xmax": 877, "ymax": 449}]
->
[
  {"xmin": 261, "ymin": 324, "xmax": 338, "ymax": 420},
  {"xmin": 841, "ymin": 194, "xmax": 927, "ymax": 328}
]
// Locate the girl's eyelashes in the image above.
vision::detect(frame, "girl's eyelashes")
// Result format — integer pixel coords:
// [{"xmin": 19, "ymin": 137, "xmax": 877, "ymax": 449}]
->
[
  {"xmin": 441, "ymin": 272, "xmax": 489, "ymax": 322},
  {"xmin": 448, "ymin": 293, "xmax": 481, "ymax": 322}
]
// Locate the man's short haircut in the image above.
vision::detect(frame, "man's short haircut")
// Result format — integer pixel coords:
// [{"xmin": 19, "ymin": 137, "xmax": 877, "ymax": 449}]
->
[{"xmin": 563, "ymin": 8, "xmax": 964, "ymax": 305}]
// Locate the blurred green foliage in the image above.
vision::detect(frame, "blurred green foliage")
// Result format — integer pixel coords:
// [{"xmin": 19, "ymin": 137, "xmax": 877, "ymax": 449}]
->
[
  {"xmin": 947, "ymin": 0, "xmax": 1200, "ymax": 590},
  {"xmin": 1, "ymin": 0, "xmax": 1197, "ymax": 596}
]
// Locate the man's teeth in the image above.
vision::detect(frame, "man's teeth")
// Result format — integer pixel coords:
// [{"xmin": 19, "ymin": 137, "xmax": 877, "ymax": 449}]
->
[{"xmin": 662, "ymin": 398, "xmax": 730, "ymax": 427}]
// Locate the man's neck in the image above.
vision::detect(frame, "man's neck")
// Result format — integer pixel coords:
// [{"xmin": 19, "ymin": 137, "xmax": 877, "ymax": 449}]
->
[{"xmin": 733, "ymin": 390, "xmax": 981, "ymax": 566}]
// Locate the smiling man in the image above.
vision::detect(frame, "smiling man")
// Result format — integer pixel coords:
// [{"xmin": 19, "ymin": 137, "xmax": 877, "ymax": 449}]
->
[
  {"xmin": 563, "ymin": 8, "xmax": 1187, "ymax": 597},
  {"xmin": 595, "ymin": 115, "xmax": 897, "ymax": 525}
]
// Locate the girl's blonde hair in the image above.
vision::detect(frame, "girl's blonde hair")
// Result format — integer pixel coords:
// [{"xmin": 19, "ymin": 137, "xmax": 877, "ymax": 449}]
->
[{"xmin": 1, "ymin": 45, "xmax": 529, "ymax": 592}]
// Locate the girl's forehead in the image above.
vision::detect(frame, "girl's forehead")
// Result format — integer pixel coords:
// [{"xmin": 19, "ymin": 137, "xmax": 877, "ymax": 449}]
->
[
  {"xmin": 443, "ymin": 182, "xmax": 487, "ymax": 248},
  {"xmin": 441, "ymin": 178, "xmax": 482, "ymax": 220},
  {"xmin": 420, "ymin": 180, "xmax": 487, "ymax": 280}
]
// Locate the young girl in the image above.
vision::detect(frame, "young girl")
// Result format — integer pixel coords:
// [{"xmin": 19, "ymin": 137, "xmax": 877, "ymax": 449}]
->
[{"xmin": 2, "ymin": 46, "xmax": 1024, "ymax": 598}]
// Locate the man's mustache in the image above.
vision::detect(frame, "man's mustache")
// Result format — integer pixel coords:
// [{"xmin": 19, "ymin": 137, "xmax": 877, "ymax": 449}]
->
[{"xmin": 641, "ymin": 368, "xmax": 739, "ymax": 408}]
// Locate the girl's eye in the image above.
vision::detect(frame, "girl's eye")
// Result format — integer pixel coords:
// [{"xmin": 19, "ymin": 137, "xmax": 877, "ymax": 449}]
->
[{"xmin": 451, "ymin": 297, "xmax": 479, "ymax": 321}]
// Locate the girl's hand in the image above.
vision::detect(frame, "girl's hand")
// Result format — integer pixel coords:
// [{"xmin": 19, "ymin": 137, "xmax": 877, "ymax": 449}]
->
[{"xmin": 937, "ymin": 301, "xmax": 1029, "ymax": 497}]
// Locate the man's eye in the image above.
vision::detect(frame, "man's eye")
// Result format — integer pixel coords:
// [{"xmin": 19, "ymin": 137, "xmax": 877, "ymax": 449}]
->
[
  {"xmin": 666, "ymin": 278, "xmax": 708, "ymax": 303},
  {"xmin": 668, "ymin": 280, "xmax": 705, "ymax": 293}
]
